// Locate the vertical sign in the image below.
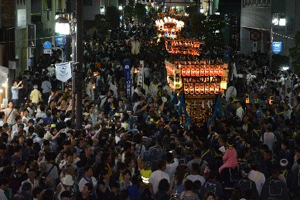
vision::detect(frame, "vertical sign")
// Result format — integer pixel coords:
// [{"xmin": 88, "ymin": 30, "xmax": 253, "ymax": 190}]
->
[
  {"xmin": 123, "ymin": 60, "xmax": 131, "ymax": 97},
  {"xmin": 272, "ymin": 41, "xmax": 282, "ymax": 54},
  {"xmin": 137, "ymin": 60, "xmax": 144, "ymax": 87}
]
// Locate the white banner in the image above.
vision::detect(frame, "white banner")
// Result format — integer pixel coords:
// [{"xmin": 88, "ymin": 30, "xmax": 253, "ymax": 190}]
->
[
  {"xmin": 55, "ymin": 62, "xmax": 72, "ymax": 82},
  {"xmin": 137, "ymin": 60, "xmax": 144, "ymax": 87}
]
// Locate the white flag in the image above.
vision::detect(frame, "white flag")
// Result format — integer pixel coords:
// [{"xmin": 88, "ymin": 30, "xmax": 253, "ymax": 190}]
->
[{"xmin": 55, "ymin": 62, "xmax": 72, "ymax": 82}]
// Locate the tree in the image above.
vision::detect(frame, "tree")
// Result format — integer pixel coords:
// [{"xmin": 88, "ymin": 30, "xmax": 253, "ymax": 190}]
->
[
  {"xmin": 106, "ymin": 6, "xmax": 120, "ymax": 30},
  {"xmin": 189, "ymin": 13, "xmax": 206, "ymax": 37},
  {"xmin": 202, "ymin": 15, "xmax": 226, "ymax": 50},
  {"xmin": 124, "ymin": 5, "xmax": 134, "ymax": 23},
  {"xmin": 135, "ymin": 3, "xmax": 146, "ymax": 23},
  {"xmin": 290, "ymin": 30, "xmax": 300, "ymax": 75},
  {"xmin": 94, "ymin": 14, "xmax": 108, "ymax": 38}
]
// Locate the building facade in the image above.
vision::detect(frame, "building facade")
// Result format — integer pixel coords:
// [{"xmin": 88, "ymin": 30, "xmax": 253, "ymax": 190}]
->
[{"xmin": 240, "ymin": 0, "xmax": 300, "ymax": 57}]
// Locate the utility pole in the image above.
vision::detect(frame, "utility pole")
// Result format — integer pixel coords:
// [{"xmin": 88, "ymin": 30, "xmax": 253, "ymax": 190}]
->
[{"xmin": 76, "ymin": 0, "xmax": 83, "ymax": 130}]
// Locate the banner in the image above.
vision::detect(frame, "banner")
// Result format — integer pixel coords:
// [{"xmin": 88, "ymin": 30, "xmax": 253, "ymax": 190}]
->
[
  {"xmin": 137, "ymin": 60, "xmax": 144, "ymax": 87},
  {"xmin": 123, "ymin": 60, "xmax": 132, "ymax": 97},
  {"xmin": 207, "ymin": 93, "xmax": 222, "ymax": 128},
  {"xmin": 55, "ymin": 62, "xmax": 72, "ymax": 82}
]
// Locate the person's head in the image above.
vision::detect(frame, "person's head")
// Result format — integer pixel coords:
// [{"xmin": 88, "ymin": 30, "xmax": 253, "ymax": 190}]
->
[
  {"xmin": 158, "ymin": 178, "xmax": 169, "ymax": 192},
  {"xmin": 203, "ymin": 192, "xmax": 216, "ymax": 200},
  {"xmin": 28, "ymin": 168, "xmax": 37, "ymax": 180},
  {"xmin": 271, "ymin": 164, "xmax": 281, "ymax": 178},
  {"xmin": 82, "ymin": 183, "xmax": 93, "ymax": 196},
  {"xmin": 0, "ymin": 177, "xmax": 8, "ymax": 190},
  {"xmin": 84, "ymin": 166, "xmax": 93, "ymax": 178},
  {"xmin": 32, "ymin": 186, "xmax": 43, "ymax": 199},
  {"xmin": 184, "ymin": 180, "xmax": 194, "ymax": 191},
  {"xmin": 8, "ymin": 100, "xmax": 13, "ymax": 108},
  {"xmin": 41, "ymin": 189, "xmax": 54, "ymax": 200},
  {"xmin": 110, "ymin": 181, "xmax": 120, "ymax": 195},
  {"xmin": 193, "ymin": 148, "xmax": 202, "ymax": 158},
  {"xmin": 21, "ymin": 182, "xmax": 32, "ymax": 194},
  {"xmin": 122, "ymin": 169, "xmax": 131, "ymax": 181},
  {"xmin": 60, "ymin": 191, "xmax": 72, "ymax": 200},
  {"xmin": 157, "ymin": 159, "xmax": 166, "ymax": 171}
]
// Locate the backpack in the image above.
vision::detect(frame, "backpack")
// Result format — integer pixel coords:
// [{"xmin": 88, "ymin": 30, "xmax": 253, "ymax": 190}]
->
[
  {"xmin": 203, "ymin": 181, "xmax": 217, "ymax": 194},
  {"xmin": 268, "ymin": 179, "xmax": 283, "ymax": 197},
  {"xmin": 238, "ymin": 179, "xmax": 253, "ymax": 192},
  {"xmin": 148, "ymin": 146, "xmax": 163, "ymax": 162}
]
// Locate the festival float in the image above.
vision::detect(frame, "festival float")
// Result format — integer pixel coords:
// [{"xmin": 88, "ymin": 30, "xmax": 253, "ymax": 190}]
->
[{"xmin": 156, "ymin": 17, "xmax": 228, "ymax": 127}]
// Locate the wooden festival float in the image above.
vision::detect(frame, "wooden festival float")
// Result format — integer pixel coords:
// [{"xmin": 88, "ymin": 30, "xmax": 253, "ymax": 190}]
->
[{"xmin": 155, "ymin": 16, "xmax": 229, "ymax": 127}]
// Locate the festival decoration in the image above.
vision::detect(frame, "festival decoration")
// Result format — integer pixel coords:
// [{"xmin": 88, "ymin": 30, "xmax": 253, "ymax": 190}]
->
[{"xmin": 156, "ymin": 16, "xmax": 229, "ymax": 127}]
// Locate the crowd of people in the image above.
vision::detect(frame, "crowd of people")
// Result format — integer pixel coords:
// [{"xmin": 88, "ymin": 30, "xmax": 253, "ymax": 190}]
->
[{"xmin": 1, "ymin": 12, "xmax": 300, "ymax": 200}]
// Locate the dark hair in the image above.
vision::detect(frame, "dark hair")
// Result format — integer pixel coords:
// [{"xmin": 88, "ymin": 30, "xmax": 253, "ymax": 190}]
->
[
  {"xmin": 158, "ymin": 178, "xmax": 169, "ymax": 192},
  {"xmin": 271, "ymin": 164, "xmax": 281, "ymax": 175},
  {"xmin": 41, "ymin": 190, "xmax": 54, "ymax": 200},
  {"xmin": 60, "ymin": 190, "xmax": 72, "ymax": 198},
  {"xmin": 84, "ymin": 165, "xmax": 92, "ymax": 173},
  {"xmin": 184, "ymin": 180, "xmax": 194, "ymax": 191},
  {"xmin": 203, "ymin": 192, "xmax": 216, "ymax": 200},
  {"xmin": 122, "ymin": 169, "xmax": 131, "ymax": 177},
  {"xmin": 32, "ymin": 186, "xmax": 43, "ymax": 198},
  {"xmin": 84, "ymin": 183, "xmax": 93, "ymax": 192},
  {"xmin": 0, "ymin": 177, "xmax": 8, "ymax": 187},
  {"xmin": 157, "ymin": 159, "xmax": 166, "ymax": 170}
]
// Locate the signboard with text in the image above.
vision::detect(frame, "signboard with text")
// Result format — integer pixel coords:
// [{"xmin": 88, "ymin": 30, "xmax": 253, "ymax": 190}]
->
[
  {"xmin": 272, "ymin": 41, "xmax": 282, "ymax": 54},
  {"xmin": 123, "ymin": 60, "xmax": 132, "ymax": 97}
]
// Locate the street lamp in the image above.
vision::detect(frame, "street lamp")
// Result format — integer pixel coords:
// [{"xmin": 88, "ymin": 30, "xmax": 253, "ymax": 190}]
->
[{"xmin": 55, "ymin": 16, "xmax": 71, "ymax": 35}]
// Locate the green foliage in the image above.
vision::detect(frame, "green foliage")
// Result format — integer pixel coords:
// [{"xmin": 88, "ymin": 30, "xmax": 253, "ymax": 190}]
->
[
  {"xmin": 135, "ymin": 3, "xmax": 146, "ymax": 22},
  {"xmin": 94, "ymin": 14, "xmax": 109, "ymax": 38},
  {"xmin": 124, "ymin": 5, "xmax": 134, "ymax": 23},
  {"xmin": 272, "ymin": 55, "xmax": 290, "ymax": 71},
  {"xmin": 186, "ymin": 5, "xmax": 198, "ymax": 16},
  {"xmin": 202, "ymin": 15, "xmax": 226, "ymax": 50},
  {"xmin": 189, "ymin": 13, "xmax": 206, "ymax": 37},
  {"xmin": 289, "ymin": 31, "xmax": 300, "ymax": 75},
  {"xmin": 106, "ymin": 6, "xmax": 120, "ymax": 30}
]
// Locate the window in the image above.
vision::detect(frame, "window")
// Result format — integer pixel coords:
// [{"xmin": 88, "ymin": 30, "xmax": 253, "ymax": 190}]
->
[
  {"xmin": 43, "ymin": 0, "xmax": 52, "ymax": 11},
  {"xmin": 257, "ymin": 0, "xmax": 261, "ymax": 6}
]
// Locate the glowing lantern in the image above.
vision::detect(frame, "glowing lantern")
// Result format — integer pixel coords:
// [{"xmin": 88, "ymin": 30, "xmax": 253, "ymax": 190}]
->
[
  {"xmin": 184, "ymin": 85, "xmax": 189, "ymax": 94},
  {"xmin": 195, "ymin": 67, "xmax": 200, "ymax": 77},
  {"xmin": 93, "ymin": 72, "xmax": 99, "ymax": 77},
  {"xmin": 195, "ymin": 83, "xmax": 200, "ymax": 94},
  {"xmin": 189, "ymin": 84, "xmax": 194, "ymax": 95},
  {"xmin": 210, "ymin": 83, "xmax": 215, "ymax": 94},
  {"xmin": 93, "ymin": 84, "xmax": 96, "ymax": 89},
  {"xmin": 200, "ymin": 66, "xmax": 205, "ymax": 76},
  {"xmin": 191, "ymin": 67, "xmax": 195, "ymax": 76},
  {"xmin": 205, "ymin": 65, "xmax": 209, "ymax": 76},
  {"xmin": 186, "ymin": 66, "xmax": 191, "ymax": 76},
  {"xmin": 214, "ymin": 85, "xmax": 220, "ymax": 94},
  {"xmin": 205, "ymin": 83, "xmax": 210, "ymax": 94},
  {"xmin": 200, "ymin": 83, "xmax": 204, "ymax": 94},
  {"xmin": 220, "ymin": 81, "xmax": 227, "ymax": 90},
  {"xmin": 182, "ymin": 67, "xmax": 186, "ymax": 77}
]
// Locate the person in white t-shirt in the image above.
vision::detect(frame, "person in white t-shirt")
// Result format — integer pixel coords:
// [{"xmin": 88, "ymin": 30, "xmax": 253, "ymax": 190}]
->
[
  {"xmin": 149, "ymin": 159, "xmax": 170, "ymax": 196},
  {"xmin": 186, "ymin": 163, "xmax": 205, "ymax": 186},
  {"xmin": 236, "ymin": 101, "xmax": 245, "ymax": 120},
  {"xmin": 248, "ymin": 162, "xmax": 266, "ymax": 195}
]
